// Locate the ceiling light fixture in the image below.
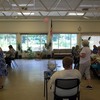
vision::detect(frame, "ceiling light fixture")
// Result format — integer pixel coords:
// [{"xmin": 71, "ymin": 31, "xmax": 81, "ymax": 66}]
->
[
  {"xmin": 17, "ymin": 12, "xmax": 34, "ymax": 15},
  {"xmin": 68, "ymin": 12, "xmax": 84, "ymax": 16},
  {"xmin": 12, "ymin": 4, "xmax": 34, "ymax": 6}
]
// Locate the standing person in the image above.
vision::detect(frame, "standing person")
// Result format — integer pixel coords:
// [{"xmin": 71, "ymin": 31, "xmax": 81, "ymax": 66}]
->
[
  {"xmin": 79, "ymin": 40, "xmax": 92, "ymax": 89},
  {"xmin": 73, "ymin": 45, "xmax": 80, "ymax": 69},
  {"xmin": 49, "ymin": 56, "xmax": 81, "ymax": 100},
  {"xmin": 71, "ymin": 46, "xmax": 75, "ymax": 56},
  {"xmin": 5, "ymin": 45, "xmax": 15, "ymax": 67},
  {"xmin": 0, "ymin": 47, "xmax": 8, "ymax": 89}
]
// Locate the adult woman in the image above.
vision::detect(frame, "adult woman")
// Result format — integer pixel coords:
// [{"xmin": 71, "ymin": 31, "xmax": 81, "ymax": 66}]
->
[
  {"xmin": 79, "ymin": 40, "xmax": 92, "ymax": 89},
  {"xmin": 0, "ymin": 47, "xmax": 8, "ymax": 89}
]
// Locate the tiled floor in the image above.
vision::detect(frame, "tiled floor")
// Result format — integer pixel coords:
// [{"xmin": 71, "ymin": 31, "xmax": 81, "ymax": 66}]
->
[{"xmin": 0, "ymin": 59, "xmax": 99, "ymax": 100}]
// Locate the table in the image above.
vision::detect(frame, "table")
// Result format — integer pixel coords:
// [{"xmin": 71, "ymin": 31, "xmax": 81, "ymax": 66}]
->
[{"xmin": 44, "ymin": 71, "xmax": 55, "ymax": 100}]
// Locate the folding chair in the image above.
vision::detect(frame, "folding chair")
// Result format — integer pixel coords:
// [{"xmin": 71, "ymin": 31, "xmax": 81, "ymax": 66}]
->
[{"xmin": 54, "ymin": 78, "xmax": 80, "ymax": 100}]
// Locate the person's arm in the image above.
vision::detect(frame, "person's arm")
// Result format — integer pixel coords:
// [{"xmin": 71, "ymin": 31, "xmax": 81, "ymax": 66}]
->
[
  {"xmin": 91, "ymin": 58, "xmax": 97, "ymax": 64},
  {"xmin": 49, "ymin": 72, "xmax": 57, "ymax": 89},
  {"xmin": 80, "ymin": 53, "xmax": 86, "ymax": 58}
]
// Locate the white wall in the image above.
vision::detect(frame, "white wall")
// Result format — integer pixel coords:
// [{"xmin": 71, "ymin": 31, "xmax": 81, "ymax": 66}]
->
[
  {"xmin": 53, "ymin": 21, "xmax": 100, "ymax": 33},
  {"xmin": 0, "ymin": 21, "xmax": 48, "ymax": 33},
  {"xmin": 0, "ymin": 19, "xmax": 100, "ymax": 33},
  {"xmin": 0, "ymin": 19, "xmax": 100, "ymax": 47}
]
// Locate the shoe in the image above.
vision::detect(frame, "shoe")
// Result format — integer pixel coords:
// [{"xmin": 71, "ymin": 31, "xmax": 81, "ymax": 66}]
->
[{"xmin": 86, "ymin": 85, "xmax": 93, "ymax": 90}]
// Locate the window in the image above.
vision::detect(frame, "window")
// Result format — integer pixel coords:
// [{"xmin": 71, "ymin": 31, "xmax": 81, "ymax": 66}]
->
[
  {"xmin": 52, "ymin": 33, "xmax": 77, "ymax": 49},
  {"xmin": 0, "ymin": 34, "xmax": 16, "ymax": 51},
  {"xmin": 81, "ymin": 34, "xmax": 100, "ymax": 50},
  {"xmin": 21, "ymin": 34, "xmax": 47, "ymax": 51}
]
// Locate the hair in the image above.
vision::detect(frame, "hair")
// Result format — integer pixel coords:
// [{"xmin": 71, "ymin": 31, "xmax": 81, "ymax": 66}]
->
[
  {"xmin": 0, "ymin": 47, "xmax": 2, "ymax": 51},
  {"xmin": 82, "ymin": 40, "xmax": 89, "ymax": 47},
  {"xmin": 8, "ymin": 45, "xmax": 13, "ymax": 48},
  {"xmin": 62, "ymin": 56, "xmax": 73, "ymax": 69}
]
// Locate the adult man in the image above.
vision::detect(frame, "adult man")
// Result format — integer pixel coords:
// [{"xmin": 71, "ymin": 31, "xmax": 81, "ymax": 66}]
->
[{"xmin": 49, "ymin": 56, "xmax": 81, "ymax": 98}]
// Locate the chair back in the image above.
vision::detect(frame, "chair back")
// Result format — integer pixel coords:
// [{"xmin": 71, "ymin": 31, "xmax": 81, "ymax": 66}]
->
[{"xmin": 54, "ymin": 78, "xmax": 80, "ymax": 97}]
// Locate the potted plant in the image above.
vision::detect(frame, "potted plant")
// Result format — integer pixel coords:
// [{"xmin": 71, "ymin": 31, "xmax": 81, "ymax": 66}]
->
[{"xmin": 17, "ymin": 43, "xmax": 22, "ymax": 58}]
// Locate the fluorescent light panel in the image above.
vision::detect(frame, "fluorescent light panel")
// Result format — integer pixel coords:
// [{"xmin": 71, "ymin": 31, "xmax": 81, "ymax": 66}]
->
[
  {"xmin": 68, "ymin": 12, "xmax": 84, "ymax": 16},
  {"xmin": 18, "ymin": 12, "xmax": 34, "ymax": 15},
  {"xmin": 80, "ymin": 5, "xmax": 100, "ymax": 8},
  {"xmin": 12, "ymin": 4, "xmax": 34, "ymax": 6}
]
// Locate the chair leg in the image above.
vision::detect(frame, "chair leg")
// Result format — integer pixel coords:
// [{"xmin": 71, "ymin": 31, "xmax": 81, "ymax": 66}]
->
[
  {"xmin": 78, "ymin": 92, "xmax": 80, "ymax": 100},
  {"xmin": 54, "ymin": 96, "xmax": 63, "ymax": 100},
  {"xmin": 69, "ymin": 96, "xmax": 77, "ymax": 100}
]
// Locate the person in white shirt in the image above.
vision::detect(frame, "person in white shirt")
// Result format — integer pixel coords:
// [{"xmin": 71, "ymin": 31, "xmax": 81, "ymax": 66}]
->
[
  {"xmin": 49, "ymin": 56, "xmax": 81, "ymax": 94},
  {"xmin": 79, "ymin": 40, "xmax": 92, "ymax": 89}
]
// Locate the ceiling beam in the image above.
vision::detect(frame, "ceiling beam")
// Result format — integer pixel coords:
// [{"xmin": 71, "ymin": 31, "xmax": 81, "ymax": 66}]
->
[
  {"xmin": 26, "ymin": 0, "xmax": 33, "ymax": 7},
  {"xmin": 0, "ymin": 9, "xmax": 100, "ymax": 12},
  {"xmin": 39, "ymin": 0, "xmax": 48, "ymax": 10},
  {"xmin": 49, "ymin": 0, "xmax": 57, "ymax": 10},
  {"xmin": 54, "ymin": 0, "xmax": 62, "ymax": 9},
  {"xmin": 74, "ymin": 0, "xmax": 83, "ymax": 10},
  {"xmin": 65, "ymin": 0, "xmax": 72, "ymax": 10},
  {"xmin": 12, "ymin": 0, "xmax": 27, "ymax": 18}
]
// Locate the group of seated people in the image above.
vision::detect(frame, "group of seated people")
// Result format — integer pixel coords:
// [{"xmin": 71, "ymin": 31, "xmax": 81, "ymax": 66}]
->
[
  {"xmin": 91, "ymin": 45, "xmax": 100, "ymax": 77},
  {"xmin": 71, "ymin": 44, "xmax": 100, "ymax": 78}
]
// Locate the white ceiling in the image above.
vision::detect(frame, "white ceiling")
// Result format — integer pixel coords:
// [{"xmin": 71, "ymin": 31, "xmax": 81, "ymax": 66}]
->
[{"xmin": 0, "ymin": 0, "xmax": 100, "ymax": 20}]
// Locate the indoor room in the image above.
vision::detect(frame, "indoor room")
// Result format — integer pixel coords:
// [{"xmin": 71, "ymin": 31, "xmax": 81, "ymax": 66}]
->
[{"xmin": 0, "ymin": 0, "xmax": 100, "ymax": 100}]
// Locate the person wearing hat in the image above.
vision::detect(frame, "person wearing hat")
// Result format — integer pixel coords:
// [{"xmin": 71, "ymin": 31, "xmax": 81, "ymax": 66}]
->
[{"xmin": 79, "ymin": 40, "xmax": 92, "ymax": 89}]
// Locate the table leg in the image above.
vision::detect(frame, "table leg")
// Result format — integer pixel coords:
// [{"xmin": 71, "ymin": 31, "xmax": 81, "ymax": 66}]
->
[
  {"xmin": 44, "ymin": 79, "xmax": 45, "ymax": 97},
  {"xmin": 46, "ymin": 79, "xmax": 48, "ymax": 100}
]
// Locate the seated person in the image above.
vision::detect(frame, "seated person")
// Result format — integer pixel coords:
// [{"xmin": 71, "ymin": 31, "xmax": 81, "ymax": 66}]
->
[
  {"xmin": 5, "ymin": 45, "xmax": 15, "ymax": 66},
  {"xmin": 49, "ymin": 56, "xmax": 81, "ymax": 100},
  {"xmin": 92, "ymin": 45, "xmax": 98, "ymax": 54},
  {"xmin": 91, "ymin": 46, "xmax": 100, "ymax": 75}
]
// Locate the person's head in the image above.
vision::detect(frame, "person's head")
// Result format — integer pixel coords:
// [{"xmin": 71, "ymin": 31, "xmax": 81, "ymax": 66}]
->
[
  {"xmin": 72, "ymin": 46, "xmax": 75, "ymax": 50},
  {"xmin": 76, "ymin": 45, "xmax": 79, "ymax": 50},
  {"xmin": 62, "ymin": 56, "xmax": 73, "ymax": 69},
  {"xmin": 82, "ymin": 40, "xmax": 89, "ymax": 47},
  {"xmin": 93, "ymin": 45, "xmax": 97, "ymax": 48},
  {"xmin": 8, "ymin": 45, "xmax": 13, "ymax": 49}
]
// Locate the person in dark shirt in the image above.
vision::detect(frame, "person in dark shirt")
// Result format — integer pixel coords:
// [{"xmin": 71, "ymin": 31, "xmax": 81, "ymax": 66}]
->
[
  {"xmin": 92, "ymin": 45, "xmax": 98, "ymax": 54},
  {"xmin": 5, "ymin": 45, "xmax": 15, "ymax": 67}
]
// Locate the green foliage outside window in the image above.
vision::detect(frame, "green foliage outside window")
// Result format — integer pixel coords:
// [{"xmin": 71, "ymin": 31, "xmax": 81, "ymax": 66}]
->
[{"xmin": 0, "ymin": 34, "xmax": 16, "ymax": 51}]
